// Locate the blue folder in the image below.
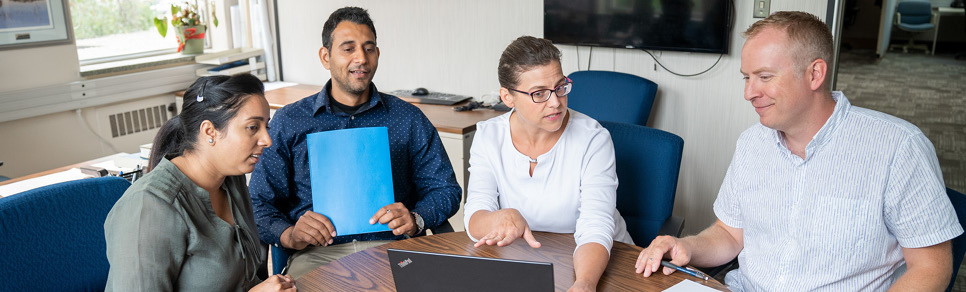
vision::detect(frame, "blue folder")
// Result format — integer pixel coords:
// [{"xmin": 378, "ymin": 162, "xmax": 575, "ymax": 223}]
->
[{"xmin": 307, "ymin": 127, "xmax": 394, "ymax": 236}]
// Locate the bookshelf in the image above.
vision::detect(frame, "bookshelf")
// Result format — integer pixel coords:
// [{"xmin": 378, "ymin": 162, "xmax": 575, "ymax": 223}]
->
[{"xmin": 194, "ymin": 48, "xmax": 267, "ymax": 80}]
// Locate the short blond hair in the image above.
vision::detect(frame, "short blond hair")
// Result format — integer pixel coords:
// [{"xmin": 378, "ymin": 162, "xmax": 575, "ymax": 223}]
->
[{"xmin": 745, "ymin": 11, "xmax": 832, "ymax": 88}]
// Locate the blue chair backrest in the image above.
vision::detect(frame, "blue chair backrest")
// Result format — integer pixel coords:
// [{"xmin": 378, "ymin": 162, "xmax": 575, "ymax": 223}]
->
[
  {"xmin": 567, "ymin": 71, "xmax": 658, "ymax": 126},
  {"xmin": 897, "ymin": 0, "xmax": 932, "ymax": 25},
  {"xmin": 0, "ymin": 177, "xmax": 130, "ymax": 292},
  {"xmin": 599, "ymin": 121, "xmax": 683, "ymax": 245},
  {"xmin": 947, "ymin": 187, "xmax": 966, "ymax": 292}
]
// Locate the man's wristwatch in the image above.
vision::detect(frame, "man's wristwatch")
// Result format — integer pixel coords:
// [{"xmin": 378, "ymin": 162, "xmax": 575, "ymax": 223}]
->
[{"xmin": 411, "ymin": 211, "xmax": 425, "ymax": 235}]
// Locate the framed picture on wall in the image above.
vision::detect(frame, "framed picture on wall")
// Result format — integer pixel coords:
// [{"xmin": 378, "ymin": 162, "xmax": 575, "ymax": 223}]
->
[{"xmin": 0, "ymin": 0, "xmax": 73, "ymax": 50}]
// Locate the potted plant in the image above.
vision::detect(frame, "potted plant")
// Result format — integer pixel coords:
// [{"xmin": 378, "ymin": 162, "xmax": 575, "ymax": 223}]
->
[{"xmin": 154, "ymin": 2, "xmax": 218, "ymax": 55}]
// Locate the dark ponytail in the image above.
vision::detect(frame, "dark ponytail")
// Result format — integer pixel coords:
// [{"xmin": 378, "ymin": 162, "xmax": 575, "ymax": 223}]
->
[{"xmin": 146, "ymin": 73, "xmax": 265, "ymax": 173}]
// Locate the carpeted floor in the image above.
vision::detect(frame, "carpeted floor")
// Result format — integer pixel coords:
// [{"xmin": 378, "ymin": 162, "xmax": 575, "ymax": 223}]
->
[{"xmin": 836, "ymin": 49, "xmax": 966, "ymax": 290}]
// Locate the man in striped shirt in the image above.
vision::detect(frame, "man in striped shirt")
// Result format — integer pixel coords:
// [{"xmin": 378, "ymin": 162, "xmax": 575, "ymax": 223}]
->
[{"xmin": 634, "ymin": 11, "xmax": 962, "ymax": 291}]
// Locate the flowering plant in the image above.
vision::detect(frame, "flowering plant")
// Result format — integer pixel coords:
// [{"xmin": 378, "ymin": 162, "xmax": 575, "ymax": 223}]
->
[{"xmin": 153, "ymin": 2, "xmax": 219, "ymax": 52}]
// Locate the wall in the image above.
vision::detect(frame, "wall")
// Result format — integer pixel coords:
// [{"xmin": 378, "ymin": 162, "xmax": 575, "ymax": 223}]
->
[
  {"xmin": 278, "ymin": 0, "xmax": 828, "ymax": 235},
  {"xmin": 0, "ymin": 45, "xmax": 168, "ymax": 178}
]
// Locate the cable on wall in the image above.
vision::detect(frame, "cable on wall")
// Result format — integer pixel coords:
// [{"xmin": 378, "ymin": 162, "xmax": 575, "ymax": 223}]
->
[
  {"xmin": 576, "ymin": 45, "xmax": 581, "ymax": 71},
  {"xmin": 642, "ymin": 50, "xmax": 725, "ymax": 77},
  {"xmin": 638, "ymin": 0, "xmax": 734, "ymax": 77},
  {"xmin": 75, "ymin": 109, "xmax": 120, "ymax": 153}
]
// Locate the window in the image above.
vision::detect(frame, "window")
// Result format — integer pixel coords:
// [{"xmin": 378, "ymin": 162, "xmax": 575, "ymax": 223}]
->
[{"xmin": 70, "ymin": 0, "xmax": 210, "ymax": 63}]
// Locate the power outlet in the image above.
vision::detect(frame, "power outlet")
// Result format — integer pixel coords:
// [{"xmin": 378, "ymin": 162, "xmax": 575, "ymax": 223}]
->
[{"xmin": 754, "ymin": 0, "xmax": 770, "ymax": 18}]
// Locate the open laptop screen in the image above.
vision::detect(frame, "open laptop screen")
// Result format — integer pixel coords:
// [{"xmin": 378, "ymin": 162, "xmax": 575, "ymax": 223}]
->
[{"xmin": 387, "ymin": 248, "xmax": 554, "ymax": 292}]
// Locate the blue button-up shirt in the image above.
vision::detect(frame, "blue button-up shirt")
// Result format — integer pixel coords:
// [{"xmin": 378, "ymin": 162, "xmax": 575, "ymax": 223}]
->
[{"xmin": 249, "ymin": 81, "xmax": 461, "ymax": 246}]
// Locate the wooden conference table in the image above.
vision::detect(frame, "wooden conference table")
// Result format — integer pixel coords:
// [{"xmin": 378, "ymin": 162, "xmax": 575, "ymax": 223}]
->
[{"xmin": 296, "ymin": 231, "xmax": 729, "ymax": 292}]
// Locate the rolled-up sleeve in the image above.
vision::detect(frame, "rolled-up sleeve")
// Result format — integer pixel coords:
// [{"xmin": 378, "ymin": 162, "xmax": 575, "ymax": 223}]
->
[
  {"xmin": 408, "ymin": 113, "xmax": 462, "ymax": 230},
  {"xmin": 574, "ymin": 128, "xmax": 619, "ymax": 253}
]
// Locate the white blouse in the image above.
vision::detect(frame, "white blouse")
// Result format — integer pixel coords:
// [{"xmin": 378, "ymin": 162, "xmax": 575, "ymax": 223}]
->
[{"xmin": 463, "ymin": 109, "xmax": 632, "ymax": 252}]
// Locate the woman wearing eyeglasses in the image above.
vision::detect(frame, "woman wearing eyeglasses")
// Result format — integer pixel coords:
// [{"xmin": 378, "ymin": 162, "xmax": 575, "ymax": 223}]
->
[
  {"xmin": 104, "ymin": 74, "xmax": 295, "ymax": 292},
  {"xmin": 464, "ymin": 36, "xmax": 632, "ymax": 292}
]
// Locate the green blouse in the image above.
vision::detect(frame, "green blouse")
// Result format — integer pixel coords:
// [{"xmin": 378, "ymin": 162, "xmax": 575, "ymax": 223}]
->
[{"xmin": 104, "ymin": 157, "xmax": 261, "ymax": 291}]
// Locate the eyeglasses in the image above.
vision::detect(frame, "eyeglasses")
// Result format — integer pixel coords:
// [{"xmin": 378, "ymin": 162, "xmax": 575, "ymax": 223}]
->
[{"xmin": 507, "ymin": 77, "xmax": 573, "ymax": 103}]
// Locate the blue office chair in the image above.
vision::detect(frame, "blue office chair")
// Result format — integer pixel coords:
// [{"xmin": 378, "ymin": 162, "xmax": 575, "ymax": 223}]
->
[
  {"xmin": 567, "ymin": 71, "xmax": 658, "ymax": 126},
  {"xmin": 946, "ymin": 187, "xmax": 966, "ymax": 292},
  {"xmin": 0, "ymin": 176, "xmax": 130, "ymax": 291},
  {"xmin": 268, "ymin": 220, "xmax": 455, "ymax": 275},
  {"xmin": 599, "ymin": 121, "xmax": 684, "ymax": 246},
  {"xmin": 889, "ymin": 0, "xmax": 937, "ymax": 54}
]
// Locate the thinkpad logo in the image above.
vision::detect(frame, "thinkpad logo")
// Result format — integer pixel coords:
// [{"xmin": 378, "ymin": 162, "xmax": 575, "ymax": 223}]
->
[{"xmin": 398, "ymin": 258, "xmax": 413, "ymax": 268}]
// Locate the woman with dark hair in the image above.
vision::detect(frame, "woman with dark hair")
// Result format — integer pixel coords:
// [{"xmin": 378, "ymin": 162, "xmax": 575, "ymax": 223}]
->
[
  {"xmin": 463, "ymin": 36, "xmax": 632, "ymax": 292},
  {"xmin": 104, "ymin": 73, "xmax": 295, "ymax": 292}
]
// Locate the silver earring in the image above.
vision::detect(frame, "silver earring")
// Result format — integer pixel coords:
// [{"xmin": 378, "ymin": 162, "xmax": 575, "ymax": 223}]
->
[{"xmin": 208, "ymin": 138, "xmax": 214, "ymax": 144}]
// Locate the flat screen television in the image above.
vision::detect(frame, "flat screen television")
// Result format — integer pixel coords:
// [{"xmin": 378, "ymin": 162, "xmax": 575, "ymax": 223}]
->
[{"xmin": 544, "ymin": 0, "xmax": 734, "ymax": 54}]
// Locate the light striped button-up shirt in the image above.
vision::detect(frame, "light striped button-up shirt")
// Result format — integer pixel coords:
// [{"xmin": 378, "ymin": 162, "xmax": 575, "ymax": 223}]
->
[{"xmin": 714, "ymin": 92, "xmax": 962, "ymax": 291}]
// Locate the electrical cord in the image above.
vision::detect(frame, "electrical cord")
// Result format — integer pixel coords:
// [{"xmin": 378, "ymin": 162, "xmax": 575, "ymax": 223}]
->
[
  {"xmin": 453, "ymin": 101, "xmax": 485, "ymax": 112},
  {"xmin": 642, "ymin": 50, "xmax": 725, "ymax": 77},
  {"xmin": 639, "ymin": 0, "xmax": 734, "ymax": 77},
  {"xmin": 76, "ymin": 109, "xmax": 121, "ymax": 153}
]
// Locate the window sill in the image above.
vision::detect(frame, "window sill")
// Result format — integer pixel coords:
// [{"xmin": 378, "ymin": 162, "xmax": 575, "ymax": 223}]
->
[{"xmin": 79, "ymin": 53, "xmax": 197, "ymax": 79}]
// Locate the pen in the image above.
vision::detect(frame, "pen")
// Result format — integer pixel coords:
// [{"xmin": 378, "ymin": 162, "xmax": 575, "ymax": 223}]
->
[{"xmin": 660, "ymin": 260, "xmax": 709, "ymax": 281}]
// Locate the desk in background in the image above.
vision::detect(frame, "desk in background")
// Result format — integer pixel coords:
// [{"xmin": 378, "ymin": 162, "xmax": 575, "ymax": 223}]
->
[
  {"xmin": 297, "ymin": 231, "xmax": 729, "ymax": 292},
  {"xmin": 178, "ymin": 84, "xmax": 504, "ymax": 230},
  {"xmin": 0, "ymin": 153, "xmax": 128, "ymax": 196}
]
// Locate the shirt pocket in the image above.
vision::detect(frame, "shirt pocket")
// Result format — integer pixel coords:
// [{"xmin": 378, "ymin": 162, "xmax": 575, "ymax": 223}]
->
[{"xmin": 804, "ymin": 196, "xmax": 874, "ymax": 265}]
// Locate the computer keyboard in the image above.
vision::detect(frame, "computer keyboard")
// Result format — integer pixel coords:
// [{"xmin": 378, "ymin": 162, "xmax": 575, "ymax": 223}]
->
[{"xmin": 389, "ymin": 90, "xmax": 472, "ymax": 105}]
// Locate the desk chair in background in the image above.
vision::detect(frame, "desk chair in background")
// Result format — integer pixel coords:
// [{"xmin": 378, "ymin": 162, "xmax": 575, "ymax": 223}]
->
[
  {"xmin": 268, "ymin": 221, "xmax": 456, "ymax": 275},
  {"xmin": 599, "ymin": 121, "xmax": 684, "ymax": 245},
  {"xmin": 946, "ymin": 187, "xmax": 966, "ymax": 292},
  {"xmin": 0, "ymin": 176, "xmax": 130, "ymax": 291},
  {"xmin": 567, "ymin": 71, "xmax": 658, "ymax": 126},
  {"xmin": 889, "ymin": 0, "xmax": 938, "ymax": 54}
]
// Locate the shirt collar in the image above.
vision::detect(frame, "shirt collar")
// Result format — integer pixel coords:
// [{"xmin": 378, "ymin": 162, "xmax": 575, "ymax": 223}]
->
[
  {"xmin": 312, "ymin": 80, "xmax": 386, "ymax": 116},
  {"xmin": 771, "ymin": 91, "xmax": 851, "ymax": 156}
]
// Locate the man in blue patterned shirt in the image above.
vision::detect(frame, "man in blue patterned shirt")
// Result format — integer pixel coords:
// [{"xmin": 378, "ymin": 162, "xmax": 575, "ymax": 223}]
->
[
  {"xmin": 634, "ymin": 11, "xmax": 962, "ymax": 291},
  {"xmin": 249, "ymin": 7, "xmax": 461, "ymax": 279}
]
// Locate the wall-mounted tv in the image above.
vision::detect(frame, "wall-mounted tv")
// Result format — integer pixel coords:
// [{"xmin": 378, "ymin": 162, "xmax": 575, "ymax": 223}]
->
[{"xmin": 544, "ymin": 0, "xmax": 734, "ymax": 54}]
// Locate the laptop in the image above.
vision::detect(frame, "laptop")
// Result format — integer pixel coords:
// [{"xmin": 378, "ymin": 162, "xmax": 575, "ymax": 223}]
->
[
  {"xmin": 387, "ymin": 248, "xmax": 554, "ymax": 292},
  {"xmin": 389, "ymin": 90, "xmax": 473, "ymax": 105}
]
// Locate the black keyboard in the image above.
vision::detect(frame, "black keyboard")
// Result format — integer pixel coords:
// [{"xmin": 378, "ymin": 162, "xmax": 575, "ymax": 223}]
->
[{"xmin": 389, "ymin": 90, "xmax": 472, "ymax": 105}]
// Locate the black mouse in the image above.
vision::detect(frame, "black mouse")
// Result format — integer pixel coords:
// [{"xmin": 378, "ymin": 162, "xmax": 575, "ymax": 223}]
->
[{"xmin": 413, "ymin": 87, "xmax": 429, "ymax": 96}]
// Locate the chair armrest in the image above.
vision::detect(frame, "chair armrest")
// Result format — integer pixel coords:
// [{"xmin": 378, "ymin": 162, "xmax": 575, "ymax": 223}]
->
[
  {"xmin": 696, "ymin": 257, "xmax": 739, "ymax": 279},
  {"xmin": 269, "ymin": 245, "xmax": 291, "ymax": 276},
  {"xmin": 657, "ymin": 215, "xmax": 685, "ymax": 237},
  {"xmin": 430, "ymin": 220, "xmax": 455, "ymax": 234}
]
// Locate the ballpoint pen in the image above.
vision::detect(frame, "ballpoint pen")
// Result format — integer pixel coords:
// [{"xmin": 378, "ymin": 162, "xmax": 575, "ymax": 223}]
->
[{"xmin": 660, "ymin": 260, "xmax": 709, "ymax": 281}]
